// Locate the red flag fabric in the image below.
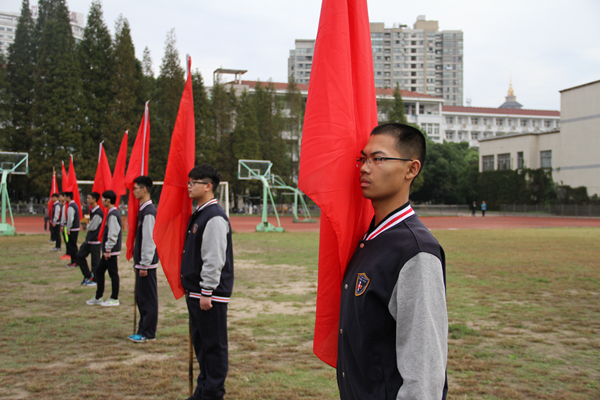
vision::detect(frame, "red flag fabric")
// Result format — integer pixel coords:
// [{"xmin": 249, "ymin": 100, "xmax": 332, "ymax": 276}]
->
[
  {"xmin": 61, "ymin": 161, "xmax": 69, "ymax": 192},
  {"xmin": 112, "ymin": 131, "xmax": 128, "ymax": 207},
  {"xmin": 124, "ymin": 102, "xmax": 150, "ymax": 261},
  {"xmin": 92, "ymin": 143, "xmax": 112, "ymax": 240},
  {"xmin": 154, "ymin": 55, "xmax": 195, "ymax": 299},
  {"xmin": 48, "ymin": 169, "xmax": 58, "ymax": 218},
  {"xmin": 298, "ymin": 0, "xmax": 378, "ymax": 367},
  {"xmin": 68, "ymin": 156, "xmax": 83, "ymax": 219}
]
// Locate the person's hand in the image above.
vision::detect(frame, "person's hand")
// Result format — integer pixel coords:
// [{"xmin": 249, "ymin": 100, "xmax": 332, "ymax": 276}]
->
[
  {"xmin": 139, "ymin": 269, "xmax": 148, "ymax": 277},
  {"xmin": 200, "ymin": 296, "xmax": 212, "ymax": 311},
  {"xmin": 104, "ymin": 252, "xmax": 110, "ymax": 260},
  {"xmin": 67, "ymin": 230, "xmax": 71, "ymax": 235}
]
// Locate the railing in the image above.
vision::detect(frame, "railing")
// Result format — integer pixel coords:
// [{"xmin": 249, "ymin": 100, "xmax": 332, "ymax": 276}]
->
[{"xmin": 501, "ymin": 204, "xmax": 600, "ymax": 217}]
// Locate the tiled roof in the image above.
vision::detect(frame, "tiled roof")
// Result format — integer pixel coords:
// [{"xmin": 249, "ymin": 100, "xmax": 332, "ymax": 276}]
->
[{"xmin": 443, "ymin": 105, "xmax": 560, "ymax": 117}]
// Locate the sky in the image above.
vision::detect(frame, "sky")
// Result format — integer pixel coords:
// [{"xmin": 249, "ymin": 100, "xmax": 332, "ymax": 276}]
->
[{"xmin": 5, "ymin": 0, "xmax": 600, "ymax": 111}]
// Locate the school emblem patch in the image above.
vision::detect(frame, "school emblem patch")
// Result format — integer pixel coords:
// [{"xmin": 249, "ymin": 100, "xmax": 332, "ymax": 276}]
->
[
  {"xmin": 192, "ymin": 223, "xmax": 199, "ymax": 233},
  {"xmin": 355, "ymin": 273, "xmax": 370, "ymax": 296}
]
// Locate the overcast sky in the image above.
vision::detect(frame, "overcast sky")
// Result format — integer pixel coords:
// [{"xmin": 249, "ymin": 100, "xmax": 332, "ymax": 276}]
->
[{"xmin": 6, "ymin": 0, "xmax": 600, "ymax": 110}]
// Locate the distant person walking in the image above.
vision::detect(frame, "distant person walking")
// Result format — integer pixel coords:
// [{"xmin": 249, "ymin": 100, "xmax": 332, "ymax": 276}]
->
[
  {"xmin": 481, "ymin": 201, "xmax": 487, "ymax": 217},
  {"xmin": 471, "ymin": 201, "xmax": 477, "ymax": 217}
]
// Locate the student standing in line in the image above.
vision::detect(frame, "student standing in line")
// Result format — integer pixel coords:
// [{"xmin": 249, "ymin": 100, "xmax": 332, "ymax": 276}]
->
[{"xmin": 74, "ymin": 192, "xmax": 104, "ymax": 286}]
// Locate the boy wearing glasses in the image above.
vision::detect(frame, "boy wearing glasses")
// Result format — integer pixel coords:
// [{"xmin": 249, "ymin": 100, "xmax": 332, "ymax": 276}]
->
[
  {"xmin": 128, "ymin": 176, "xmax": 159, "ymax": 343},
  {"xmin": 338, "ymin": 123, "xmax": 448, "ymax": 400},
  {"xmin": 182, "ymin": 164, "xmax": 234, "ymax": 400}
]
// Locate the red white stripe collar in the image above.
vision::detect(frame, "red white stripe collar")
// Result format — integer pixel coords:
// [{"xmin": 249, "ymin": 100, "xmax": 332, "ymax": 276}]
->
[
  {"xmin": 91, "ymin": 205, "xmax": 99, "ymax": 212},
  {"xmin": 195, "ymin": 198, "xmax": 218, "ymax": 212},
  {"xmin": 363, "ymin": 204, "xmax": 415, "ymax": 241},
  {"xmin": 139, "ymin": 200, "xmax": 152, "ymax": 210}
]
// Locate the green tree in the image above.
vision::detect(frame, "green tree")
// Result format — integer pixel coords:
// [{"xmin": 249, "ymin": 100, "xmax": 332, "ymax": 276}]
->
[
  {"xmin": 5, "ymin": 0, "xmax": 36, "ymax": 153},
  {"xmin": 387, "ymin": 83, "xmax": 408, "ymax": 124},
  {"xmin": 231, "ymin": 90, "xmax": 261, "ymax": 199},
  {"xmin": 192, "ymin": 70, "xmax": 216, "ymax": 166},
  {"xmin": 285, "ymin": 75, "xmax": 304, "ymax": 180},
  {"xmin": 107, "ymin": 15, "xmax": 138, "ymax": 162},
  {"xmin": 210, "ymin": 79, "xmax": 236, "ymax": 180},
  {"xmin": 137, "ymin": 46, "xmax": 156, "ymax": 113},
  {"xmin": 30, "ymin": 0, "xmax": 81, "ymax": 195},
  {"xmin": 77, "ymin": 0, "xmax": 113, "ymax": 178},
  {"xmin": 152, "ymin": 28, "xmax": 185, "ymax": 181}
]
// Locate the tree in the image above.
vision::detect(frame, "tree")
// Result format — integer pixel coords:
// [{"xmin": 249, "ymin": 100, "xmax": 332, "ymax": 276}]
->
[
  {"xmin": 107, "ymin": 15, "xmax": 138, "ymax": 162},
  {"xmin": 30, "ymin": 0, "xmax": 81, "ymax": 195},
  {"xmin": 152, "ymin": 28, "xmax": 185, "ymax": 181},
  {"xmin": 5, "ymin": 0, "xmax": 36, "ymax": 153},
  {"xmin": 231, "ymin": 90, "xmax": 261, "ymax": 200},
  {"xmin": 137, "ymin": 46, "xmax": 156, "ymax": 112},
  {"xmin": 387, "ymin": 83, "xmax": 408, "ymax": 124},
  {"xmin": 77, "ymin": 0, "xmax": 113, "ymax": 178},
  {"xmin": 285, "ymin": 75, "xmax": 304, "ymax": 180},
  {"xmin": 192, "ymin": 70, "xmax": 217, "ymax": 166},
  {"xmin": 210, "ymin": 79, "xmax": 236, "ymax": 181}
]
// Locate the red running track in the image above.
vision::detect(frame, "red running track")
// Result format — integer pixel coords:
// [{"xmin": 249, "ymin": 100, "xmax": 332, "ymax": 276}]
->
[{"xmin": 10, "ymin": 214, "xmax": 600, "ymax": 235}]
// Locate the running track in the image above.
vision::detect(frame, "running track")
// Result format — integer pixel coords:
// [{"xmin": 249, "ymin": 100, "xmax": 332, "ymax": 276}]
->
[{"xmin": 11, "ymin": 214, "xmax": 600, "ymax": 235}]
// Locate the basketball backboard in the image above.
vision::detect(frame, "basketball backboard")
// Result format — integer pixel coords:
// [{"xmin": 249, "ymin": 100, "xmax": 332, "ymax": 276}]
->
[
  {"xmin": 238, "ymin": 159, "xmax": 272, "ymax": 180},
  {"xmin": 0, "ymin": 152, "xmax": 28, "ymax": 175}
]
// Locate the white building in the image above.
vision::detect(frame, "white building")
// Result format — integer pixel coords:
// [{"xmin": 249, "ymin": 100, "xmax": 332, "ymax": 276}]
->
[
  {"xmin": 478, "ymin": 79, "xmax": 600, "ymax": 196},
  {"xmin": 0, "ymin": 8, "xmax": 85, "ymax": 54},
  {"xmin": 289, "ymin": 16, "xmax": 464, "ymax": 105}
]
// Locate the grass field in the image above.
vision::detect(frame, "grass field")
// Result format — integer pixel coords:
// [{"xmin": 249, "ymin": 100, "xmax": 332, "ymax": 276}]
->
[{"xmin": 1, "ymin": 228, "xmax": 599, "ymax": 399}]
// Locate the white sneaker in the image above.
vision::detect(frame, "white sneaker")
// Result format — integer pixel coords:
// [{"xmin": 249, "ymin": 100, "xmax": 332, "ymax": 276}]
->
[
  {"xmin": 101, "ymin": 298, "xmax": 120, "ymax": 307},
  {"xmin": 86, "ymin": 297, "xmax": 103, "ymax": 305}
]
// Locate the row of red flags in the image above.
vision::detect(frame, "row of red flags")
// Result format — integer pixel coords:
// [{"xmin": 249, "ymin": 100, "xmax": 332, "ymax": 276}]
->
[{"xmin": 45, "ymin": 0, "xmax": 377, "ymax": 369}]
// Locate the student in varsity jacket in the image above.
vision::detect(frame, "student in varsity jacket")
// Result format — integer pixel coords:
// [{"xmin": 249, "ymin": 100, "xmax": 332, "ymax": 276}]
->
[
  {"xmin": 337, "ymin": 123, "xmax": 448, "ymax": 400},
  {"xmin": 87, "ymin": 190, "xmax": 122, "ymax": 307},
  {"xmin": 182, "ymin": 164, "xmax": 234, "ymax": 400},
  {"xmin": 128, "ymin": 176, "xmax": 159, "ymax": 343},
  {"xmin": 64, "ymin": 192, "xmax": 80, "ymax": 267},
  {"xmin": 74, "ymin": 192, "xmax": 104, "ymax": 286},
  {"xmin": 50, "ymin": 193, "xmax": 61, "ymax": 251},
  {"xmin": 59, "ymin": 193, "xmax": 68, "ymax": 257}
]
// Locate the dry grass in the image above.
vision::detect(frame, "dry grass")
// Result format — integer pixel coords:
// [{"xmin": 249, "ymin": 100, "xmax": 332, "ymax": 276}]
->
[{"xmin": 1, "ymin": 228, "xmax": 599, "ymax": 399}]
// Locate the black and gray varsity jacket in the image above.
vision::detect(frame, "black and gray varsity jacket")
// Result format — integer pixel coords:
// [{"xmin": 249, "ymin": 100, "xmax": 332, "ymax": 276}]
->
[
  {"xmin": 85, "ymin": 205, "xmax": 104, "ymax": 244},
  {"xmin": 133, "ymin": 200, "xmax": 158, "ymax": 269}
]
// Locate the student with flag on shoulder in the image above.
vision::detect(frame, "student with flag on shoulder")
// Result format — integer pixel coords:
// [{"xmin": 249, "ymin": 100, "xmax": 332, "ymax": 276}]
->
[
  {"xmin": 50, "ymin": 193, "xmax": 61, "ymax": 251},
  {"xmin": 64, "ymin": 191, "xmax": 80, "ymax": 267},
  {"xmin": 74, "ymin": 192, "xmax": 104, "ymax": 286}
]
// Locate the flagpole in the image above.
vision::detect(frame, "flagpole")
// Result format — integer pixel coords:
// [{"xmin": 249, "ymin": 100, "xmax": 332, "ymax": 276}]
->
[
  {"xmin": 141, "ymin": 101, "xmax": 149, "ymax": 174},
  {"xmin": 133, "ymin": 272, "xmax": 137, "ymax": 335},
  {"xmin": 189, "ymin": 322, "xmax": 193, "ymax": 396}
]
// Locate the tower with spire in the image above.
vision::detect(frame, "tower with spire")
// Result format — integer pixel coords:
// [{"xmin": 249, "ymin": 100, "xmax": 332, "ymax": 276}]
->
[{"xmin": 499, "ymin": 79, "xmax": 523, "ymax": 109}]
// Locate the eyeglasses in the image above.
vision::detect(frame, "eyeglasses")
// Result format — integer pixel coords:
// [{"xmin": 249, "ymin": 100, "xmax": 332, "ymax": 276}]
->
[
  {"xmin": 187, "ymin": 180, "xmax": 210, "ymax": 187},
  {"xmin": 356, "ymin": 155, "xmax": 413, "ymax": 168}
]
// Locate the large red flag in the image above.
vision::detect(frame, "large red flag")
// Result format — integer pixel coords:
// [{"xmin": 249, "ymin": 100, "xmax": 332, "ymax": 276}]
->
[
  {"xmin": 124, "ymin": 102, "xmax": 150, "ymax": 261},
  {"xmin": 298, "ymin": 0, "xmax": 378, "ymax": 367},
  {"xmin": 154, "ymin": 55, "xmax": 195, "ymax": 299},
  {"xmin": 112, "ymin": 131, "xmax": 128, "ymax": 207},
  {"xmin": 68, "ymin": 155, "xmax": 83, "ymax": 218},
  {"xmin": 48, "ymin": 168, "xmax": 58, "ymax": 218},
  {"xmin": 92, "ymin": 142, "xmax": 112, "ymax": 239},
  {"xmin": 61, "ymin": 161, "xmax": 69, "ymax": 192}
]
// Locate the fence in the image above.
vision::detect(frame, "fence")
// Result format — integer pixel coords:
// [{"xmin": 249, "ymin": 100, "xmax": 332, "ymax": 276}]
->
[
  {"xmin": 501, "ymin": 204, "xmax": 600, "ymax": 217},
  {"xmin": 247, "ymin": 204, "xmax": 470, "ymax": 217}
]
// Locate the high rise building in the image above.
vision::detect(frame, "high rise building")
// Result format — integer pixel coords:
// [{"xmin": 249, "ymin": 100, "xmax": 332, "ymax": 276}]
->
[
  {"xmin": 288, "ymin": 15, "xmax": 464, "ymax": 105},
  {"xmin": 0, "ymin": 7, "xmax": 85, "ymax": 55}
]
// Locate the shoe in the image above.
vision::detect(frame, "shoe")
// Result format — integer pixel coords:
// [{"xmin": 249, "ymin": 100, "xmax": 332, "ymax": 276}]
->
[
  {"xmin": 67, "ymin": 263, "xmax": 77, "ymax": 268},
  {"xmin": 129, "ymin": 335, "xmax": 155, "ymax": 343},
  {"xmin": 60, "ymin": 254, "xmax": 70, "ymax": 260},
  {"xmin": 81, "ymin": 278, "xmax": 89, "ymax": 285},
  {"xmin": 128, "ymin": 334, "xmax": 142, "ymax": 342},
  {"xmin": 101, "ymin": 298, "xmax": 120, "ymax": 307},
  {"xmin": 86, "ymin": 297, "xmax": 103, "ymax": 305},
  {"xmin": 51, "ymin": 247, "xmax": 60, "ymax": 251},
  {"xmin": 86, "ymin": 281, "xmax": 97, "ymax": 287}
]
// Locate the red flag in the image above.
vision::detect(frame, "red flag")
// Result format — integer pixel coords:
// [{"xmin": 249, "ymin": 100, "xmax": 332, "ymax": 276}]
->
[
  {"xmin": 154, "ymin": 55, "xmax": 195, "ymax": 299},
  {"xmin": 61, "ymin": 161, "xmax": 69, "ymax": 192},
  {"xmin": 68, "ymin": 155, "xmax": 83, "ymax": 219},
  {"xmin": 112, "ymin": 131, "xmax": 128, "ymax": 207},
  {"xmin": 298, "ymin": 0, "xmax": 378, "ymax": 367},
  {"xmin": 48, "ymin": 168, "xmax": 58, "ymax": 218},
  {"xmin": 124, "ymin": 102, "xmax": 150, "ymax": 261},
  {"xmin": 92, "ymin": 142, "xmax": 112, "ymax": 240}
]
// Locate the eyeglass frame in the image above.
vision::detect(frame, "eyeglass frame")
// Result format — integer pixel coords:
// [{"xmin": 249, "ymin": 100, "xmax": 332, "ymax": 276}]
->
[
  {"xmin": 356, "ymin": 155, "xmax": 414, "ymax": 168},
  {"xmin": 187, "ymin": 180, "xmax": 211, "ymax": 187}
]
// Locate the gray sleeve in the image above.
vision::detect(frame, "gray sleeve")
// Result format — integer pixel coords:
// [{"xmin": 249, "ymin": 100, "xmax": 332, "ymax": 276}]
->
[
  {"xmin": 87, "ymin": 214, "xmax": 102, "ymax": 232},
  {"xmin": 139, "ymin": 214, "xmax": 157, "ymax": 266},
  {"xmin": 67, "ymin": 207, "xmax": 74, "ymax": 230},
  {"xmin": 388, "ymin": 252, "xmax": 448, "ymax": 400},
  {"xmin": 199, "ymin": 216, "xmax": 229, "ymax": 294},
  {"xmin": 105, "ymin": 215, "xmax": 121, "ymax": 251},
  {"xmin": 53, "ymin": 205, "xmax": 60, "ymax": 223}
]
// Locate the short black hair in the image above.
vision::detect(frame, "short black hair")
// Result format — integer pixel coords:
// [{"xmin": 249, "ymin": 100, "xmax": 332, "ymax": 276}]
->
[
  {"xmin": 189, "ymin": 164, "xmax": 222, "ymax": 191},
  {"xmin": 102, "ymin": 190, "xmax": 117, "ymax": 205},
  {"xmin": 133, "ymin": 175, "xmax": 153, "ymax": 190},
  {"xmin": 64, "ymin": 191, "xmax": 74, "ymax": 199},
  {"xmin": 89, "ymin": 192, "xmax": 100, "ymax": 202},
  {"xmin": 370, "ymin": 123, "xmax": 426, "ymax": 176},
  {"xmin": 51, "ymin": 193, "xmax": 59, "ymax": 199}
]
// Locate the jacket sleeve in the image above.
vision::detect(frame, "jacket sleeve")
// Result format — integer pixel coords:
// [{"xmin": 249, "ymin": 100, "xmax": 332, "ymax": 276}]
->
[
  {"xmin": 199, "ymin": 216, "xmax": 229, "ymax": 296},
  {"xmin": 87, "ymin": 214, "xmax": 102, "ymax": 232},
  {"xmin": 137, "ymin": 214, "xmax": 157, "ymax": 268},
  {"xmin": 104, "ymin": 215, "xmax": 121, "ymax": 252},
  {"xmin": 67, "ymin": 206, "xmax": 74, "ymax": 230},
  {"xmin": 53, "ymin": 205, "xmax": 60, "ymax": 223},
  {"xmin": 388, "ymin": 252, "xmax": 448, "ymax": 400}
]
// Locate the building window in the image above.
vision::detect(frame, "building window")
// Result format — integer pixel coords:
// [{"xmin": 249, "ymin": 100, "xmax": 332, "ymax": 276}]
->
[
  {"xmin": 498, "ymin": 153, "xmax": 511, "ymax": 170},
  {"xmin": 544, "ymin": 120, "xmax": 552, "ymax": 128},
  {"xmin": 521, "ymin": 119, "xmax": 528, "ymax": 127},
  {"xmin": 471, "ymin": 117, "xmax": 479, "ymax": 125},
  {"xmin": 482, "ymin": 155, "xmax": 494, "ymax": 171},
  {"xmin": 446, "ymin": 116, "xmax": 454, "ymax": 124},
  {"xmin": 496, "ymin": 118, "xmax": 504, "ymax": 126},
  {"xmin": 517, "ymin": 152, "xmax": 524, "ymax": 169},
  {"xmin": 445, "ymin": 131, "xmax": 454, "ymax": 140},
  {"xmin": 483, "ymin": 118, "xmax": 490, "ymax": 126},
  {"xmin": 471, "ymin": 132, "xmax": 479, "ymax": 140},
  {"xmin": 421, "ymin": 123, "xmax": 440, "ymax": 136},
  {"xmin": 540, "ymin": 150, "xmax": 552, "ymax": 169}
]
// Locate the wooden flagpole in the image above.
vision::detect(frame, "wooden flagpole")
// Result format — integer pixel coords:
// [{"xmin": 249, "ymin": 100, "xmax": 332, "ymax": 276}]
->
[{"xmin": 189, "ymin": 321, "xmax": 193, "ymax": 396}]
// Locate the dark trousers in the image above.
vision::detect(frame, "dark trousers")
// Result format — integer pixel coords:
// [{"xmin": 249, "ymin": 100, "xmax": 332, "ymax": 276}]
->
[
  {"xmin": 75, "ymin": 242, "xmax": 101, "ymax": 279},
  {"xmin": 186, "ymin": 295, "xmax": 228, "ymax": 400},
  {"xmin": 135, "ymin": 268, "xmax": 158, "ymax": 339},
  {"xmin": 95, "ymin": 255, "xmax": 119, "ymax": 300},
  {"xmin": 52, "ymin": 225, "xmax": 61, "ymax": 248},
  {"xmin": 66, "ymin": 231, "xmax": 79, "ymax": 262}
]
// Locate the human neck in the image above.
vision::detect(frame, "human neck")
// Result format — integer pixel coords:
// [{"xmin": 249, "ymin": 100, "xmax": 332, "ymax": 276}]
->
[
  {"xmin": 140, "ymin": 194, "xmax": 151, "ymax": 204},
  {"xmin": 371, "ymin": 192, "xmax": 409, "ymax": 226}
]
